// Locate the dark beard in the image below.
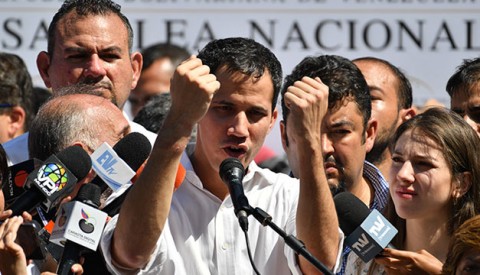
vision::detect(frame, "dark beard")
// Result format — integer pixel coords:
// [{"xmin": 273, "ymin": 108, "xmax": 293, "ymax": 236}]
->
[
  {"xmin": 330, "ymin": 180, "xmax": 346, "ymax": 196},
  {"xmin": 367, "ymin": 120, "xmax": 398, "ymax": 164},
  {"xmin": 366, "ymin": 137, "xmax": 389, "ymax": 165}
]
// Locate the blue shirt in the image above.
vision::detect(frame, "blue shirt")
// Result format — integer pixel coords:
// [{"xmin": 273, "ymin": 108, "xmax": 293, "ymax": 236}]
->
[{"xmin": 337, "ymin": 161, "xmax": 389, "ymax": 275}]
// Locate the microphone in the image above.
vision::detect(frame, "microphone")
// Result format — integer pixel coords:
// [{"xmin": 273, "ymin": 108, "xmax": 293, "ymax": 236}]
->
[
  {"xmin": 334, "ymin": 192, "xmax": 398, "ymax": 262},
  {"xmin": 219, "ymin": 158, "xmax": 251, "ymax": 232},
  {"xmin": 91, "ymin": 132, "xmax": 152, "ymax": 193},
  {"xmin": 101, "ymin": 162, "xmax": 186, "ymax": 217},
  {"xmin": 3, "ymin": 158, "xmax": 42, "ymax": 206},
  {"xmin": 7, "ymin": 146, "xmax": 92, "ymax": 216},
  {"xmin": 51, "ymin": 184, "xmax": 107, "ymax": 275}
]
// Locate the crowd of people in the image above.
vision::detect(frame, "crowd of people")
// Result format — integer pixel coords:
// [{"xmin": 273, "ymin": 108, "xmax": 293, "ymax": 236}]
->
[{"xmin": 0, "ymin": 0, "xmax": 479, "ymax": 274}]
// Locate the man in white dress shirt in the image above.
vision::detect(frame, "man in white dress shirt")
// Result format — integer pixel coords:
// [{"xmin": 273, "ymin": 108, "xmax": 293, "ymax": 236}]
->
[{"xmin": 101, "ymin": 37, "xmax": 342, "ymax": 274}]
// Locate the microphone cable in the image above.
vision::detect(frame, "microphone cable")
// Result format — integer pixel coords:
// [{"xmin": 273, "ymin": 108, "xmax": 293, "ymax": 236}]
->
[{"xmin": 243, "ymin": 228, "xmax": 260, "ymax": 275}]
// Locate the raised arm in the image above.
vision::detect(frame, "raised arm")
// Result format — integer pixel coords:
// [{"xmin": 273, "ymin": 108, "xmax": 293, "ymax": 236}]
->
[
  {"xmin": 283, "ymin": 76, "xmax": 340, "ymax": 273},
  {"xmin": 110, "ymin": 56, "xmax": 220, "ymax": 269}
]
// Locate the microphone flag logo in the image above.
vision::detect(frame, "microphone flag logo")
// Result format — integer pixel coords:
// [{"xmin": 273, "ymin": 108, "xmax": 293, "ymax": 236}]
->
[{"xmin": 79, "ymin": 208, "xmax": 96, "ymax": 234}]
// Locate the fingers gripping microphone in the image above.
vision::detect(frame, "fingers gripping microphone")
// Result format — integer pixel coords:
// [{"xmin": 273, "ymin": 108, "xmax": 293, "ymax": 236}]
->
[
  {"xmin": 334, "ymin": 192, "xmax": 398, "ymax": 262},
  {"xmin": 219, "ymin": 158, "xmax": 251, "ymax": 232},
  {"xmin": 8, "ymin": 146, "xmax": 92, "ymax": 216}
]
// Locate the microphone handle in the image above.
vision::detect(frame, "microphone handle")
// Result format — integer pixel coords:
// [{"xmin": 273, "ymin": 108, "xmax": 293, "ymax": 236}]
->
[
  {"xmin": 9, "ymin": 188, "xmax": 45, "ymax": 216},
  {"xmin": 57, "ymin": 241, "xmax": 83, "ymax": 275}
]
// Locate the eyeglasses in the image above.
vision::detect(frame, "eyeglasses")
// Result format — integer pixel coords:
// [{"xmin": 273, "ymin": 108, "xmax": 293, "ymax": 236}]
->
[{"xmin": 0, "ymin": 103, "xmax": 14, "ymax": 108}]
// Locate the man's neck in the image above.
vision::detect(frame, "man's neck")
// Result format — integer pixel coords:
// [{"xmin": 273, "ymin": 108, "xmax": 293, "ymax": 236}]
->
[
  {"xmin": 348, "ymin": 176, "xmax": 374, "ymax": 208},
  {"xmin": 373, "ymin": 150, "xmax": 393, "ymax": 183},
  {"xmin": 190, "ymin": 153, "xmax": 229, "ymax": 200}
]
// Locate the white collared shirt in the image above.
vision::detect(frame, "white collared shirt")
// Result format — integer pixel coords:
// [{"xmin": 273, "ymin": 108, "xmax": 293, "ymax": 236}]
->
[{"xmin": 101, "ymin": 150, "xmax": 343, "ymax": 274}]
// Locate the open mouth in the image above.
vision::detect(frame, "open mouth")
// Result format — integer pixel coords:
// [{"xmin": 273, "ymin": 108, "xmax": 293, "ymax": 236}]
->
[{"xmin": 224, "ymin": 145, "xmax": 247, "ymax": 158}]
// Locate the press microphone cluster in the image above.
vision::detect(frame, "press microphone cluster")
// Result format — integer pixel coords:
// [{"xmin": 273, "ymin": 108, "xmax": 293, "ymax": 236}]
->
[
  {"xmin": 7, "ymin": 146, "xmax": 92, "ymax": 217},
  {"xmin": 101, "ymin": 132, "xmax": 185, "ymax": 217},
  {"xmin": 334, "ymin": 192, "xmax": 398, "ymax": 262},
  {"xmin": 91, "ymin": 132, "xmax": 152, "ymax": 193}
]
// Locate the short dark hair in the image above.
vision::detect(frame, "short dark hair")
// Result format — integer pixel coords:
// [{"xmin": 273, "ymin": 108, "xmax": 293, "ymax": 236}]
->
[
  {"xmin": 197, "ymin": 37, "xmax": 283, "ymax": 112},
  {"xmin": 47, "ymin": 0, "xmax": 133, "ymax": 55},
  {"xmin": 133, "ymin": 93, "xmax": 172, "ymax": 133},
  {"xmin": 353, "ymin": 56, "xmax": 413, "ymax": 109},
  {"xmin": 281, "ymin": 55, "xmax": 371, "ymax": 132},
  {"xmin": 446, "ymin": 57, "xmax": 480, "ymax": 97},
  {"xmin": 142, "ymin": 43, "xmax": 190, "ymax": 71},
  {"xmin": 0, "ymin": 52, "xmax": 35, "ymax": 131}
]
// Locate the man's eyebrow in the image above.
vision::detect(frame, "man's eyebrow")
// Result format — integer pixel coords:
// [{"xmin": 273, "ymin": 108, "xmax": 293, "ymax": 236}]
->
[
  {"xmin": 329, "ymin": 120, "xmax": 355, "ymax": 128},
  {"xmin": 63, "ymin": 46, "xmax": 123, "ymax": 54},
  {"xmin": 100, "ymin": 46, "xmax": 123, "ymax": 53}
]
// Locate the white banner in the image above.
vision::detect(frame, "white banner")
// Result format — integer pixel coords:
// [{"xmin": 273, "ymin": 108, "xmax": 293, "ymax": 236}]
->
[{"xmin": 1, "ymin": 0, "xmax": 479, "ymax": 155}]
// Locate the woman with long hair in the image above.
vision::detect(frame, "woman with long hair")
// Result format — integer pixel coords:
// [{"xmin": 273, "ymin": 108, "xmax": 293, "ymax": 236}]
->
[{"xmin": 346, "ymin": 107, "xmax": 480, "ymax": 274}]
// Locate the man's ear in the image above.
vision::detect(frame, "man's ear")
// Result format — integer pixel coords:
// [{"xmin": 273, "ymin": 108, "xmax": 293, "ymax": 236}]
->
[
  {"xmin": 71, "ymin": 141, "xmax": 92, "ymax": 155},
  {"xmin": 37, "ymin": 51, "xmax": 52, "ymax": 88},
  {"xmin": 400, "ymin": 107, "xmax": 417, "ymax": 123},
  {"xmin": 280, "ymin": 120, "xmax": 288, "ymax": 151},
  {"xmin": 7, "ymin": 106, "xmax": 26, "ymax": 138},
  {"xmin": 130, "ymin": 51, "xmax": 143, "ymax": 90},
  {"xmin": 364, "ymin": 118, "xmax": 377, "ymax": 153},
  {"xmin": 267, "ymin": 108, "xmax": 278, "ymax": 135},
  {"xmin": 453, "ymin": 171, "xmax": 472, "ymax": 199}
]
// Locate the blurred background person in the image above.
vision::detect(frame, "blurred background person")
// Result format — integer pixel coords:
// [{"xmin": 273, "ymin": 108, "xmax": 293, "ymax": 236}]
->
[
  {"xmin": 353, "ymin": 57, "xmax": 416, "ymax": 184},
  {"xmin": 0, "ymin": 53, "xmax": 35, "ymax": 144},
  {"xmin": 126, "ymin": 42, "xmax": 190, "ymax": 119},
  {"xmin": 446, "ymin": 57, "xmax": 480, "ymax": 137},
  {"xmin": 443, "ymin": 215, "xmax": 480, "ymax": 275}
]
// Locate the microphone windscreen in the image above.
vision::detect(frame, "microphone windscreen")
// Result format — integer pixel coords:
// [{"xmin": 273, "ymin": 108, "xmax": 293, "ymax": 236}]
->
[
  {"xmin": 219, "ymin": 158, "xmax": 244, "ymax": 182},
  {"xmin": 334, "ymin": 192, "xmax": 370, "ymax": 236},
  {"xmin": 113, "ymin": 132, "xmax": 152, "ymax": 172},
  {"xmin": 76, "ymin": 184, "xmax": 101, "ymax": 208},
  {"xmin": 56, "ymin": 146, "xmax": 92, "ymax": 181}
]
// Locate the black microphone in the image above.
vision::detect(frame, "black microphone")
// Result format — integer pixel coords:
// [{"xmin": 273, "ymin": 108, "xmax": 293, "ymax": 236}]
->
[
  {"xmin": 92, "ymin": 132, "xmax": 152, "ymax": 193},
  {"xmin": 7, "ymin": 146, "xmax": 92, "ymax": 216},
  {"xmin": 334, "ymin": 192, "xmax": 397, "ymax": 262},
  {"xmin": 55, "ymin": 184, "xmax": 104, "ymax": 275},
  {"xmin": 3, "ymin": 158, "xmax": 42, "ymax": 206},
  {"xmin": 219, "ymin": 158, "xmax": 251, "ymax": 232}
]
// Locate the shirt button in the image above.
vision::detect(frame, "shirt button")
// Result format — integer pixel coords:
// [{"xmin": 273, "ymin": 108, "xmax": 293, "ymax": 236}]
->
[{"xmin": 222, "ymin": 243, "xmax": 229, "ymax": 250}]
